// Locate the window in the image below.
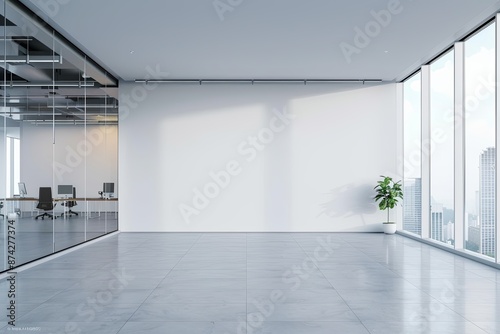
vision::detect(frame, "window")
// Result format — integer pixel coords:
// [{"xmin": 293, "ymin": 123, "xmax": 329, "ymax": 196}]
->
[
  {"xmin": 464, "ymin": 23, "xmax": 496, "ymax": 257},
  {"xmin": 430, "ymin": 50, "xmax": 455, "ymax": 245},
  {"xmin": 403, "ymin": 72, "xmax": 422, "ymax": 236}
]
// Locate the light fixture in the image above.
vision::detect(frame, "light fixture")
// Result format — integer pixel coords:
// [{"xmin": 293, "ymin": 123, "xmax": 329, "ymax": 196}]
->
[
  {"xmin": 0, "ymin": 82, "xmax": 95, "ymax": 87},
  {"xmin": 135, "ymin": 79, "xmax": 384, "ymax": 84},
  {"xmin": 0, "ymin": 55, "xmax": 62, "ymax": 63},
  {"xmin": 47, "ymin": 104, "xmax": 118, "ymax": 109},
  {"xmin": 8, "ymin": 98, "xmax": 20, "ymax": 103}
]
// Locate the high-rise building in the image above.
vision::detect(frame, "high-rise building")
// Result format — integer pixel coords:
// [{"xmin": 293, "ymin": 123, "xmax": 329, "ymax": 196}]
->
[
  {"xmin": 479, "ymin": 147, "xmax": 495, "ymax": 257},
  {"xmin": 467, "ymin": 225, "xmax": 481, "ymax": 252},
  {"xmin": 431, "ymin": 203, "xmax": 444, "ymax": 241},
  {"xmin": 404, "ymin": 178, "xmax": 422, "ymax": 235}
]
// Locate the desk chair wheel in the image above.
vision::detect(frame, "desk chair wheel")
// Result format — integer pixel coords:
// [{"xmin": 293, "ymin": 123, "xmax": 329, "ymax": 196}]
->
[
  {"xmin": 60, "ymin": 210, "xmax": 78, "ymax": 218},
  {"xmin": 35, "ymin": 212, "xmax": 56, "ymax": 220}
]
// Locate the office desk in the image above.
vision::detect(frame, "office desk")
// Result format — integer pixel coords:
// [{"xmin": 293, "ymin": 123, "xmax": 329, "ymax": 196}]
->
[
  {"xmin": 54, "ymin": 198, "xmax": 118, "ymax": 218},
  {"xmin": 2, "ymin": 197, "xmax": 117, "ymax": 218},
  {"xmin": 3, "ymin": 197, "xmax": 37, "ymax": 217}
]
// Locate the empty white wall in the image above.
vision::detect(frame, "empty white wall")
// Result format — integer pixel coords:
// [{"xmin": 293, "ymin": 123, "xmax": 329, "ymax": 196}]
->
[{"xmin": 119, "ymin": 83, "xmax": 397, "ymax": 232}]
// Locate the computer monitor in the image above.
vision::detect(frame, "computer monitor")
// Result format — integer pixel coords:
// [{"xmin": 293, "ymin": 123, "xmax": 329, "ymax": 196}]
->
[
  {"xmin": 18, "ymin": 182, "xmax": 27, "ymax": 197},
  {"xmin": 103, "ymin": 182, "xmax": 114, "ymax": 196},
  {"xmin": 58, "ymin": 185, "xmax": 73, "ymax": 197}
]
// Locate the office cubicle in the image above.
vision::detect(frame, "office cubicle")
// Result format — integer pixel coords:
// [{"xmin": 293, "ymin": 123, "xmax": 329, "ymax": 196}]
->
[{"xmin": 0, "ymin": 0, "xmax": 119, "ymax": 272}]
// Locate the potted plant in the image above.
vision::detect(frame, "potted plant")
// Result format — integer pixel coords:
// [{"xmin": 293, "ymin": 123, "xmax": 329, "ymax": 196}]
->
[{"xmin": 374, "ymin": 175, "xmax": 403, "ymax": 234}]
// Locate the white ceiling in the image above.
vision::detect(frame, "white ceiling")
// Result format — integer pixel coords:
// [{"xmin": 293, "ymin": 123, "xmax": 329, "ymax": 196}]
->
[{"xmin": 20, "ymin": 0, "xmax": 500, "ymax": 82}]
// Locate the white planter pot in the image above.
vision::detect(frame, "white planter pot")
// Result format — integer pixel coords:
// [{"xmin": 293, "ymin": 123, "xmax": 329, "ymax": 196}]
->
[{"xmin": 382, "ymin": 223, "xmax": 397, "ymax": 234}]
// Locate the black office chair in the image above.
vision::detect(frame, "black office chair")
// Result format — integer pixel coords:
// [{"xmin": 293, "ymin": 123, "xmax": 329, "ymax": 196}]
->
[
  {"xmin": 35, "ymin": 187, "xmax": 57, "ymax": 220},
  {"xmin": 61, "ymin": 187, "xmax": 78, "ymax": 217}
]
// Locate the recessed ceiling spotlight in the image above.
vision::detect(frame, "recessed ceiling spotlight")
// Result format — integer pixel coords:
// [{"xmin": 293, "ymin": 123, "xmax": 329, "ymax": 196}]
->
[
  {"xmin": 384, "ymin": 50, "xmax": 389, "ymax": 53},
  {"xmin": 130, "ymin": 50, "xmax": 135, "ymax": 54}
]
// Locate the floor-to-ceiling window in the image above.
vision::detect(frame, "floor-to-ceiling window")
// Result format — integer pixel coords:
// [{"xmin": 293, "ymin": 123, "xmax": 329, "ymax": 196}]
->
[
  {"xmin": 430, "ymin": 50, "xmax": 455, "ymax": 245},
  {"xmin": 403, "ymin": 72, "xmax": 422, "ymax": 236},
  {"xmin": 464, "ymin": 23, "xmax": 496, "ymax": 258},
  {"xmin": 401, "ymin": 19, "xmax": 500, "ymax": 265}
]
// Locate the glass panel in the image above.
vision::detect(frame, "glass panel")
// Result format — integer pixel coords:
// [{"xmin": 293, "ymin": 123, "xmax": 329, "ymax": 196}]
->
[
  {"xmin": 403, "ymin": 72, "xmax": 422, "ymax": 235},
  {"xmin": 53, "ymin": 38, "xmax": 87, "ymax": 251},
  {"xmin": 464, "ymin": 23, "xmax": 496, "ymax": 258},
  {"xmin": 0, "ymin": 1, "xmax": 118, "ymax": 272},
  {"xmin": 430, "ymin": 50, "xmax": 455, "ymax": 245},
  {"xmin": 101, "ymin": 72, "xmax": 118, "ymax": 234},
  {"xmin": 1, "ymin": 3, "xmax": 57, "ymax": 267}
]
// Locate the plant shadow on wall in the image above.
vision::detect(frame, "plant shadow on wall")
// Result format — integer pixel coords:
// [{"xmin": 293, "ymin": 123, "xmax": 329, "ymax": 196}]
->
[{"xmin": 319, "ymin": 183, "xmax": 377, "ymax": 225}]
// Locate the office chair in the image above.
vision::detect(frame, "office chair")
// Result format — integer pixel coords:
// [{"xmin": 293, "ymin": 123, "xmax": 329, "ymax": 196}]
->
[
  {"xmin": 35, "ymin": 187, "xmax": 57, "ymax": 220},
  {"xmin": 61, "ymin": 187, "xmax": 78, "ymax": 217}
]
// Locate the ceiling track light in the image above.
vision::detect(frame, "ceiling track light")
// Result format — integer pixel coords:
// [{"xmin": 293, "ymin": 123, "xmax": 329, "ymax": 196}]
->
[
  {"xmin": 0, "ymin": 55, "xmax": 63, "ymax": 64},
  {"xmin": 47, "ymin": 104, "xmax": 118, "ymax": 109},
  {"xmin": 134, "ymin": 79, "xmax": 384, "ymax": 84},
  {"xmin": 0, "ymin": 82, "xmax": 95, "ymax": 87}
]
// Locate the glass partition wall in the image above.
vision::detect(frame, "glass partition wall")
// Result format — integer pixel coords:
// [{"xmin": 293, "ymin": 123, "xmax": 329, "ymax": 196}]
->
[
  {"xmin": 0, "ymin": 0, "xmax": 118, "ymax": 272},
  {"xmin": 402, "ymin": 18, "xmax": 500, "ymax": 265}
]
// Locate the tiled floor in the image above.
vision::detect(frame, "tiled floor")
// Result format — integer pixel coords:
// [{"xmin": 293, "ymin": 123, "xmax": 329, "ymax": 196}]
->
[
  {"xmin": 0, "ymin": 232, "xmax": 499, "ymax": 333},
  {"xmin": 0, "ymin": 213, "xmax": 118, "ymax": 268}
]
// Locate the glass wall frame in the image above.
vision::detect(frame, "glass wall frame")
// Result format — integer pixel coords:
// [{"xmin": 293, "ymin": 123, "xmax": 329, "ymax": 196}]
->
[{"xmin": 0, "ymin": 0, "xmax": 119, "ymax": 272}]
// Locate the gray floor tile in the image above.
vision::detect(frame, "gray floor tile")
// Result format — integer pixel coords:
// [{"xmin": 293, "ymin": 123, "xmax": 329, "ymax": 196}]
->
[
  {"xmin": 167, "ymin": 269, "xmax": 246, "ymax": 279},
  {"xmin": 159, "ymin": 276, "xmax": 246, "ymax": 290},
  {"xmin": 363, "ymin": 321, "xmax": 488, "ymax": 334},
  {"xmin": 146, "ymin": 287, "xmax": 246, "ymax": 304},
  {"xmin": 129, "ymin": 303, "xmax": 246, "ymax": 322},
  {"xmin": 349, "ymin": 302, "xmax": 466, "ymax": 323},
  {"xmin": 2, "ymin": 232, "xmax": 500, "ymax": 334},
  {"xmin": 337, "ymin": 288, "xmax": 435, "ymax": 304},
  {"xmin": 447, "ymin": 304, "xmax": 500, "ymax": 323},
  {"xmin": 474, "ymin": 322, "xmax": 500, "ymax": 334},
  {"xmin": 117, "ymin": 321, "xmax": 240, "ymax": 334},
  {"xmin": 247, "ymin": 302, "xmax": 358, "ymax": 322},
  {"xmin": 252, "ymin": 321, "xmax": 370, "ymax": 334},
  {"xmin": 326, "ymin": 276, "xmax": 415, "ymax": 291},
  {"xmin": 0, "ymin": 322, "xmax": 125, "ymax": 334},
  {"xmin": 45, "ymin": 288, "xmax": 153, "ymax": 305},
  {"xmin": 248, "ymin": 288, "xmax": 343, "ymax": 304},
  {"xmin": 19, "ymin": 303, "xmax": 140, "ymax": 323}
]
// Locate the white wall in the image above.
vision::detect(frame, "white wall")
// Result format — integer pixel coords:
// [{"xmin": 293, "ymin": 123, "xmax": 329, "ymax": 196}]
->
[
  {"xmin": 119, "ymin": 83, "xmax": 397, "ymax": 232},
  {"xmin": 20, "ymin": 124, "xmax": 118, "ymax": 200}
]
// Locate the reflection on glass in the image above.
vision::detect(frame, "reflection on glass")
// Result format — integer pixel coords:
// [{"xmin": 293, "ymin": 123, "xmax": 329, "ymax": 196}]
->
[
  {"xmin": 464, "ymin": 23, "xmax": 495, "ymax": 258},
  {"xmin": 430, "ymin": 50, "xmax": 455, "ymax": 244},
  {"xmin": 0, "ymin": 1, "xmax": 118, "ymax": 272},
  {"xmin": 403, "ymin": 72, "xmax": 422, "ymax": 235}
]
